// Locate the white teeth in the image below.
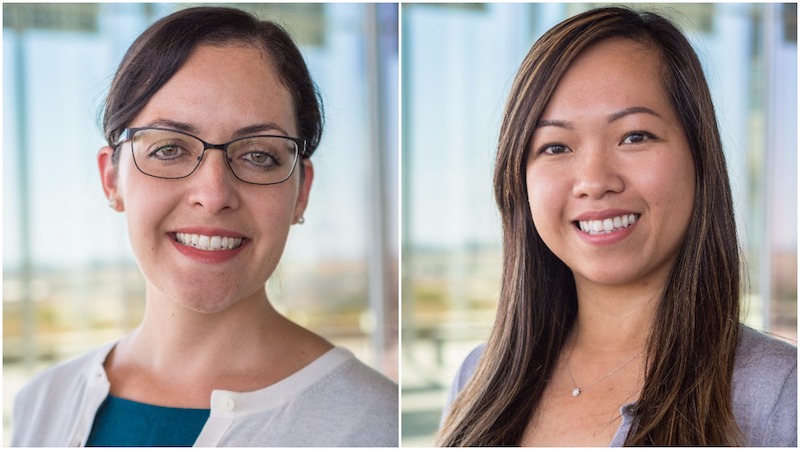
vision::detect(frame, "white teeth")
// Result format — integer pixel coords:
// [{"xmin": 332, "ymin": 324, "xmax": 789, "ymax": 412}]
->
[
  {"xmin": 175, "ymin": 233, "xmax": 243, "ymax": 251},
  {"xmin": 578, "ymin": 214, "xmax": 638, "ymax": 235}
]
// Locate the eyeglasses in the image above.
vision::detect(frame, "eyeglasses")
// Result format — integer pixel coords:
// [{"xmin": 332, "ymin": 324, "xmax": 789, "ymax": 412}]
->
[{"xmin": 115, "ymin": 127, "xmax": 307, "ymax": 185}]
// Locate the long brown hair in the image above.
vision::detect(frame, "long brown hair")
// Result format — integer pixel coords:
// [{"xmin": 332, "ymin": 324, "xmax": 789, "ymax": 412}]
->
[{"xmin": 437, "ymin": 7, "xmax": 742, "ymax": 446}]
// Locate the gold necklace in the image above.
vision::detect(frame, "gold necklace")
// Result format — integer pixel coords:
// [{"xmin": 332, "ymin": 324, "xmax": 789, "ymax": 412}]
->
[{"xmin": 565, "ymin": 351, "xmax": 641, "ymax": 397}]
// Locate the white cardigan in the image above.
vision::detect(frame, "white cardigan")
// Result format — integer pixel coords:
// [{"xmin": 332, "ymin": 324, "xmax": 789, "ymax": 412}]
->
[{"xmin": 12, "ymin": 342, "xmax": 398, "ymax": 447}]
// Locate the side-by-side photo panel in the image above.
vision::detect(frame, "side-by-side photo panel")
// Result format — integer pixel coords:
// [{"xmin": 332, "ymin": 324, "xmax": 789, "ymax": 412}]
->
[
  {"xmin": 4, "ymin": 3, "xmax": 398, "ymax": 446},
  {"xmin": 401, "ymin": 3, "xmax": 796, "ymax": 447}
]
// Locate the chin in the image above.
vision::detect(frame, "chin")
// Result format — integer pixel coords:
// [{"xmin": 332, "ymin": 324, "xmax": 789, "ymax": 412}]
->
[
  {"xmin": 147, "ymin": 274, "xmax": 268, "ymax": 315},
  {"xmin": 166, "ymin": 285, "xmax": 256, "ymax": 314},
  {"xmin": 573, "ymin": 265, "xmax": 642, "ymax": 287}
]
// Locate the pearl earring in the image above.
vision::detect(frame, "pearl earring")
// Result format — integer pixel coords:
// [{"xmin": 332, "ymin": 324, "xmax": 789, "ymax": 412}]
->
[
  {"xmin": 108, "ymin": 198, "xmax": 117, "ymax": 209},
  {"xmin": 297, "ymin": 216, "xmax": 305, "ymax": 225}
]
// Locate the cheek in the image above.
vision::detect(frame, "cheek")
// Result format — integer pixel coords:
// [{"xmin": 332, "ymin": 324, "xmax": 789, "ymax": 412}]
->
[
  {"xmin": 124, "ymin": 185, "xmax": 172, "ymax": 249},
  {"xmin": 116, "ymin": 155, "xmax": 143, "ymax": 203},
  {"xmin": 641, "ymin": 150, "xmax": 696, "ymax": 231},
  {"xmin": 526, "ymin": 165, "xmax": 565, "ymax": 230},
  {"xmin": 116, "ymin": 162, "xmax": 176, "ymax": 242},
  {"xmin": 249, "ymin": 186, "xmax": 299, "ymax": 224},
  {"xmin": 655, "ymin": 150, "xmax": 695, "ymax": 203}
]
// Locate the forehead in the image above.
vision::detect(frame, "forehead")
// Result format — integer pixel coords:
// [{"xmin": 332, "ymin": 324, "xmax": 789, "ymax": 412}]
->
[
  {"xmin": 131, "ymin": 43, "xmax": 297, "ymax": 136},
  {"xmin": 543, "ymin": 37, "xmax": 669, "ymax": 116}
]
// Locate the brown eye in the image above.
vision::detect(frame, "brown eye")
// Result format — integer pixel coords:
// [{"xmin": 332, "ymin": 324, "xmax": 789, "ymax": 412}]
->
[
  {"xmin": 540, "ymin": 143, "xmax": 570, "ymax": 155},
  {"xmin": 621, "ymin": 131, "xmax": 655, "ymax": 145},
  {"xmin": 243, "ymin": 151, "xmax": 277, "ymax": 167},
  {"xmin": 148, "ymin": 144, "xmax": 187, "ymax": 160}
]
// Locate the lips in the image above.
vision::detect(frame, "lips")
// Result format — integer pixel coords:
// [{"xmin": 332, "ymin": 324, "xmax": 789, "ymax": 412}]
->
[
  {"xmin": 169, "ymin": 227, "xmax": 248, "ymax": 253},
  {"xmin": 168, "ymin": 229, "xmax": 248, "ymax": 264},
  {"xmin": 173, "ymin": 232, "xmax": 243, "ymax": 251},
  {"xmin": 575, "ymin": 213, "xmax": 640, "ymax": 235}
]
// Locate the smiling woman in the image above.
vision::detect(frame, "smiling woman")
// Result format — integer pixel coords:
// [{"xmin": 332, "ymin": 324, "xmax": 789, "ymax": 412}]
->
[
  {"xmin": 11, "ymin": 7, "xmax": 397, "ymax": 447},
  {"xmin": 527, "ymin": 38, "xmax": 696, "ymax": 291},
  {"xmin": 101, "ymin": 43, "xmax": 308, "ymax": 315},
  {"xmin": 437, "ymin": 6, "xmax": 796, "ymax": 447}
]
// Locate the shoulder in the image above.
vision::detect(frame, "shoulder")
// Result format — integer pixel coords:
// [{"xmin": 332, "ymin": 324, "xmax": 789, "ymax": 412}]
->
[
  {"xmin": 733, "ymin": 325, "xmax": 796, "ymax": 388},
  {"xmin": 322, "ymin": 348, "xmax": 398, "ymax": 410},
  {"xmin": 317, "ymin": 349, "xmax": 398, "ymax": 429},
  {"xmin": 442, "ymin": 344, "xmax": 486, "ymax": 419},
  {"xmin": 267, "ymin": 347, "xmax": 398, "ymax": 446},
  {"xmin": 452, "ymin": 344, "xmax": 486, "ymax": 395},
  {"xmin": 15, "ymin": 343, "xmax": 111, "ymax": 406},
  {"xmin": 12, "ymin": 343, "xmax": 114, "ymax": 446},
  {"xmin": 736, "ymin": 325, "xmax": 796, "ymax": 367},
  {"xmin": 732, "ymin": 326, "xmax": 797, "ymax": 446}
]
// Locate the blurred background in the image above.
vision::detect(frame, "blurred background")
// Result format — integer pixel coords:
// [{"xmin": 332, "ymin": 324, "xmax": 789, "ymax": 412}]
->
[
  {"xmin": 401, "ymin": 3, "xmax": 796, "ymax": 446},
  {"xmin": 3, "ymin": 3, "xmax": 398, "ymax": 443}
]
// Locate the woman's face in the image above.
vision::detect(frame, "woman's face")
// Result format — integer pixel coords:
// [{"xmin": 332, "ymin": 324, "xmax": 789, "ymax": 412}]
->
[
  {"xmin": 526, "ymin": 38, "xmax": 695, "ymax": 293},
  {"xmin": 99, "ymin": 43, "xmax": 312, "ymax": 314}
]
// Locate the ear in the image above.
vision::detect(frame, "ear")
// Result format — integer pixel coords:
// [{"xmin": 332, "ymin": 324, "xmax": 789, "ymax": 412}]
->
[
  {"xmin": 293, "ymin": 159, "xmax": 313, "ymax": 224},
  {"xmin": 98, "ymin": 146, "xmax": 124, "ymax": 212}
]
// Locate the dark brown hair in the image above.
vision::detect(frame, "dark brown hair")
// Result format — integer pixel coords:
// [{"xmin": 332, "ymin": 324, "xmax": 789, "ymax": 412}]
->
[
  {"xmin": 438, "ymin": 7, "xmax": 742, "ymax": 446},
  {"xmin": 102, "ymin": 6, "xmax": 323, "ymax": 162}
]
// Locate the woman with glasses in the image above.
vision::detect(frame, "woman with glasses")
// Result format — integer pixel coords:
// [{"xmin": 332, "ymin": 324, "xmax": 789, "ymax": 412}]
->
[
  {"xmin": 12, "ymin": 7, "xmax": 397, "ymax": 447},
  {"xmin": 437, "ymin": 7, "xmax": 795, "ymax": 447}
]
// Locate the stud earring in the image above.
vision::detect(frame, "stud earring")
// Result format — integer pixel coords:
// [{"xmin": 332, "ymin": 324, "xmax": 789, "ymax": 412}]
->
[
  {"xmin": 297, "ymin": 216, "xmax": 305, "ymax": 225},
  {"xmin": 108, "ymin": 198, "xmax": 117, "ymax": 209}
]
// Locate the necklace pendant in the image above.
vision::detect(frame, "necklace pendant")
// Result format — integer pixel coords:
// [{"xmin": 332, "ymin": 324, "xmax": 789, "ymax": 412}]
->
[{"xmin": 572, "ymin": 388, "xmax": 581, "ymax": 397}]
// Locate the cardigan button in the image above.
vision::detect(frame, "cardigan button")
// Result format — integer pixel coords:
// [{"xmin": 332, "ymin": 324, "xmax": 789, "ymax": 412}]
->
[{"xmin": 221, "ymin": 397, "xmax": 235, "ymax": 412}]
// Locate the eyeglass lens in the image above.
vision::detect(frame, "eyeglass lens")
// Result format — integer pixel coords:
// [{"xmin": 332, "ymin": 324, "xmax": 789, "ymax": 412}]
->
[{"xmin": 130, "ymin": 128, "xmax": 299, "ymax": 184}]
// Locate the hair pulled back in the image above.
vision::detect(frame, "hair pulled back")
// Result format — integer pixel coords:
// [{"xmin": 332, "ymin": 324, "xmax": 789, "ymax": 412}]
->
[{"xmin": 103, "ymin": 6, "xmax": 323, "ymax": 160}]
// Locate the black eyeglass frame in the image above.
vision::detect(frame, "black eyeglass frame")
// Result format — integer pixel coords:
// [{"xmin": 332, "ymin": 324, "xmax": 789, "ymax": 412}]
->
[{"xmin": 114, "ymin": 127, "xmax": 309, "ymax": 186}]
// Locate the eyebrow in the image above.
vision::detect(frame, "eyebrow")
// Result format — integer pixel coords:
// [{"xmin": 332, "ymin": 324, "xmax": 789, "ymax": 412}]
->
[
  {"xmin": 535, "ymin": 119, "xmax": 573, "ymax": 130},
  {"xmin": 234, "ymin": 123, "xmax": 291, "ymax": 137},
  {"xmin": 141, "ymin": 119, "xmax": 291, "ymax": 139},
  {"xmin": 535, "ymin": 106, "xmax": 663, "ymax": 129},
  {"xmin": 142, "ymin": 118, "xmax": 200, "ymax": 135},
  {"xmin": 607, "ymin": 106, "xmax": 662, "ymax": 123}
]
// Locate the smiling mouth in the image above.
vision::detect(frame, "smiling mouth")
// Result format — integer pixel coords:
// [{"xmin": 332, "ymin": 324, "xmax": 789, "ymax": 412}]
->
[
  {"xmin": 172, "ymin": 232, "xmax": 244, "ymax": 251},
  {"xmin": 575, "ymin": 214, "xmax": 640, "ymax": 235}
]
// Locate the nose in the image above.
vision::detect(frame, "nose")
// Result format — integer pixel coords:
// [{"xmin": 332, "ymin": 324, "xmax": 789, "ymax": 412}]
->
[
  {"xmin": 571, "ymin": 146, "xmax": 625, "ymax": 199},
  {"xmin": 186, "ymin": 149, "xmax": 241, "ymax": 213}
]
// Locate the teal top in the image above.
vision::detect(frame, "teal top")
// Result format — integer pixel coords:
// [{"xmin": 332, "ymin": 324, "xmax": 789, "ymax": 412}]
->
[{"xmin": 85, "ymin": 395, "xmax": 210, "ymax": 447}]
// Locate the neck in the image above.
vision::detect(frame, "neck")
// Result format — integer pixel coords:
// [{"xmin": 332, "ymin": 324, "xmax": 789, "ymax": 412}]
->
[
  {"xmin": 104, "ymin": 283, "xmax": 332, "ymax": 405},
  {"xmin": 123, "ymin": 284, "xmax": 304, "ymax": 377},
  {"xmin": 571, "ymin": 278, "xmax": 662, "ymax": 353}
]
